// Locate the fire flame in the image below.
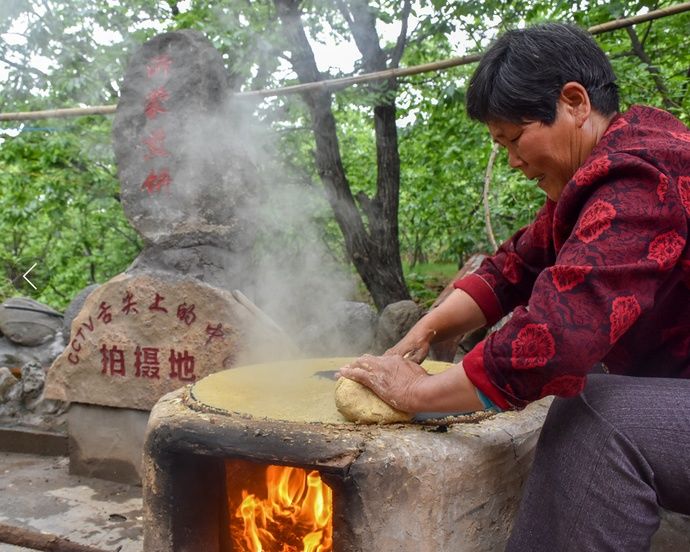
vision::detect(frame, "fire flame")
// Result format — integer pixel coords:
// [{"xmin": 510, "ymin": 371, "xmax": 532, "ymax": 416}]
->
[{"xmin": 228, "ymin": 462, "xmax": 333, "ymax": 552}]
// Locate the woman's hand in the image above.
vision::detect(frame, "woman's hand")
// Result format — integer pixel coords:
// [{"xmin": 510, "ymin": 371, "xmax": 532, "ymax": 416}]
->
[
  {"xmin": 338, "ymin": 354, "xmax": 429, "ymax": 413},
  {"xmin": 384, "ymin": 327, "xmax": 437, "ymax": 364},
  {"xmin": 382, "ymin": 289, "xmax": 488, "ymax": 364}
]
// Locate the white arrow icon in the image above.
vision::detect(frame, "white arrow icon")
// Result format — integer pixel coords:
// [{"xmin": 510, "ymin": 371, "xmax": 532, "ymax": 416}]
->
[{"xmin": 23, "ymin": 263, "xmax": 37, "ymax": 290}]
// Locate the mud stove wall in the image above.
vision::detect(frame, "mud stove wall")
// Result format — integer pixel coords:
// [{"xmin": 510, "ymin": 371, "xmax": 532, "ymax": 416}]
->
[{"xmin": 143, "ymin": 387, "xmax": 550, "ymax": 552}]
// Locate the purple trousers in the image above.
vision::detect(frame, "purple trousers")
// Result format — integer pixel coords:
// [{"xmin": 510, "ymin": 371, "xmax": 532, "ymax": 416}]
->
[{"xmin": 506, "ymin": 374, "xmax": 690, "ymax": 551}]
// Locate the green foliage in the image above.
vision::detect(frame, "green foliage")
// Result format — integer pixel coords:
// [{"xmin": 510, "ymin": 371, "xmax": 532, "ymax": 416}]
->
[
  {"xmin": 0, "ymin": 0, "xmax": 688, "ymax": 309},
  {"xmin": 0, "ymin": 119, "xmax": 141, "ymax": 308},
  {"xmin": 404, "ymin": 261, "xmax": 459, "ymax": 308}
]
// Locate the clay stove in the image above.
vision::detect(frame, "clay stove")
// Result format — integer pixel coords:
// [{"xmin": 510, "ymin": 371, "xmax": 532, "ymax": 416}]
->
[{"xmin": 143, "ymin": 358, "xmax": 550, "ymax": 552}]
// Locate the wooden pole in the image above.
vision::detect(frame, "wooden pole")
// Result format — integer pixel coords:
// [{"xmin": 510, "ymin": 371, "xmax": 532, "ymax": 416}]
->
[
  {"xmin": 0, "ymin": 522, "xmax": 108, "ymax": 552},
  {"xmin": 1, "ymin": 1, "xmax": 689, "ymax": 121}
]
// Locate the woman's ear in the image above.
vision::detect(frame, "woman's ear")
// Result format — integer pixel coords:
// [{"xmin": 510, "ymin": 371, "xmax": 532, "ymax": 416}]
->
[{"xmin": 560, "ymin": 81, "xmax": 591, "ymax": 127}]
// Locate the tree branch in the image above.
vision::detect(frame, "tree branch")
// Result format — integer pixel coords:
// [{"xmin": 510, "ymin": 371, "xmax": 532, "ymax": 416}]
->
[
  {"xmin": 625, "ymin": 25, "xmax": 678, "ymax": 109},
  {"xmin": 167, "ymin": 1, "xmax": 180, "ymax": 16},
  {"xmin": 0, "ymin": 56, "xmax": 48, "ymax": 78},
  {"xmin": 389, "ymin": 0, "xmax": 412, "ymax": 68},
  {"xmin": 483, "ymin": 142, "xmax": 500, "ymax": 251}
]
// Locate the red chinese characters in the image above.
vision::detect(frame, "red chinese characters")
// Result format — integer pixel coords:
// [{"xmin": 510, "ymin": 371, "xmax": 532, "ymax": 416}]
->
[
  {"xmin": 169, "ymin": 349, "xmax": 196, "ymax": 381},
  {"xmin": 135, "ymin": 346, "xmax": 161, "ymax": 379},
  {"xmin": 141, "ymin": 169, "xmax": 171, "ymax": 194},
  {"xmin": 145, "ymin": 87, "xmax": 169, "ymax": 119},
  {"xmin": 146, "ymin": 54, "xmax": 171, "ymax": 78},
  {"xmin": 100, "ymin": 344, "xmax": 126, "ymax": 376},
  {"xmin": 70, "ymin": 291, "xmax": 221, "ymax": 366},
  {"xmin": 177, "ymin": 303, "xmax": 197, "ymax": 326},
  {"xmin": 149, "ymin": 292, "xmax": 169, "ymax": 313},
  {"xmin": 205, "ymin": 323, "xmax": 225, "ymax": 346},
  {"xmin": 76, "ymin": 289, "xmax": 230, "ymax": 385},
  {"xmin": 100, "ymin": 343, "xmax": 197, "ymax": 382},
  {"xmin": 97, "ymin": 302, "xmax": 113, "ymax": 324},
  {"xmin": 141, "ymin": 53, "xmax": 174, "ymax": 194},
  {"xmin": 122, "ymin": 291, "xmax": 139, "ymax": 314},
  {"xmin": 143, "ymin": 129, "xmax": 170, "ymax": 160}
]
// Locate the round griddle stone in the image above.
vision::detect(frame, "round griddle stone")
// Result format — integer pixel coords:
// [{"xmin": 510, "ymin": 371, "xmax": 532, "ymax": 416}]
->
[{"xmin": 190, "ymin": 357, "xmax": 452, "ymax": 424}]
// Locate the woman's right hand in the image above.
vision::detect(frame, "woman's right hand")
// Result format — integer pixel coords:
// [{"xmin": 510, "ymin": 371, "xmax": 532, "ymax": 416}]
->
[{"xmin": 384, "ymin": 327, "xmax": 437, "ymax": 364}]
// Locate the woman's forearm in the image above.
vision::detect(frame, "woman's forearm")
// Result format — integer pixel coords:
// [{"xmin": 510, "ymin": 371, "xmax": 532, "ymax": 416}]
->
[
  {"xmin": 412, "ymin": 361, "xmax": 484, "ymax": 412},
  {"xmin": 415, "ymin": 289, "xmax": 488, "ymax": 344}
]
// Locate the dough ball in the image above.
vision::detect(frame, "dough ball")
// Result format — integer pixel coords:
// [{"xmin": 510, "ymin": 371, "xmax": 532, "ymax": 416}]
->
[{"xmin": 335, "ymin": 377, "xmax": 412, "ymax": 424}]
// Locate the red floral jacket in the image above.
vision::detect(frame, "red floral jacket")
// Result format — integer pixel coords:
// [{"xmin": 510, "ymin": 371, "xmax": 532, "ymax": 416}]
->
[{"xmin": 455, "ymin": 105, "xmax": 690, "ymax": 410}]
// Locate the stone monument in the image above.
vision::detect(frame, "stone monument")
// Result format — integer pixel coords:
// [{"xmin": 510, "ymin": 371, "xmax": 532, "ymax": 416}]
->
[{"xmin": 45, "ymin": 30, "xmax": 291, "ymax": 484}]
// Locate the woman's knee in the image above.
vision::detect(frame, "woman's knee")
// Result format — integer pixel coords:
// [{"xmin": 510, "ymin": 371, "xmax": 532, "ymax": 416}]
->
[{"xmin": 538, "ymin": 378, "xmax": 618, "ymax": 451}]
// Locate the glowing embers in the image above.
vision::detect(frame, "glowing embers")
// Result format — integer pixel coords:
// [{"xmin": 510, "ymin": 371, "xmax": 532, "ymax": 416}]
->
[{"xmin": 226, "ymin": 459, "xmax": 333, "ymax": 552}]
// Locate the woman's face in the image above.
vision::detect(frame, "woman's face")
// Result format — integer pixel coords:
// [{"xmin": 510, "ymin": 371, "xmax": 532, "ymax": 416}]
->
[{"xmin": 488, "ymin": 102, "xmax": 582, "ymax": 202}]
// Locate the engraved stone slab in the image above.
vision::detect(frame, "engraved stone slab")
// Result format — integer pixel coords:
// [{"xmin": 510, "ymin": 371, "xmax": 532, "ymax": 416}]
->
[
  {"xmin": 45, "ymin": 272, "xmax": 281, "ymax": 410},
  {"xmin": 112, "ymin": 29, "xmax": 259, "ymax": 248}
]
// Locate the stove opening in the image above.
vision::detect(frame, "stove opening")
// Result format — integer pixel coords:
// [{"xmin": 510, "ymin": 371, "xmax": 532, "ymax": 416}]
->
[{"xmin": 226, "ymin": 458, "xmax": 333, "ymax": 552}]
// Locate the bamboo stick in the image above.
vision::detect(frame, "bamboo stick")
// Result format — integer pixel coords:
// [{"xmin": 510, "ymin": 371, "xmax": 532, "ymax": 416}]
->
[
  {"xmin": 587, "ymin": 1, "xmax": 690, "ymax": 34},
  {"xmin": 0, "ymin": 105, "xmax": 115, "ymax": 121},
  {"xmin": 1, "ymin": 1, "xmax": 689, "ymax": 121},
  {"xmin": 230, "ymin": 289, "xmax": 301, "ymax": 356}
]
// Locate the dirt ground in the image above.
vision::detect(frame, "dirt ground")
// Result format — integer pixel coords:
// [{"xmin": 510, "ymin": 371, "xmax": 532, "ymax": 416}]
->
[{"xmin": 0, "ymin": 451, "xmax": 142, "ymax": 552}]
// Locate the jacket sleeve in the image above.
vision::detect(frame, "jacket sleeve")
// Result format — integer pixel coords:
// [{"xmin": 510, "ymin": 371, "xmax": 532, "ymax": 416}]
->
[
  {"xmin": 462, "ymin": 153, "xmax": 687, "ymax": 409},
  {"xmin": 454, "ymin": 200, "xmax": 556, "ymax": 327}
]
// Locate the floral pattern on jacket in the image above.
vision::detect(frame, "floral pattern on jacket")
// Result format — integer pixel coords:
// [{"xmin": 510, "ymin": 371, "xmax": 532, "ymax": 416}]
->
[{"xmin": 455, "ymin": 106, "xmax": 690, "ymax": 409}]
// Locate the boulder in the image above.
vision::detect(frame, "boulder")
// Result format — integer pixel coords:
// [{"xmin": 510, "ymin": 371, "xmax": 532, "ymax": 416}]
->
[
  {"xmin": 0, "ymin": 297, "xmax": 63, "ymax": 346},
  {"xmin": 298, "ymin": 301, "xmax": 377, "ymax": 356},
  {"xmin": 45, "ymin": 271, "xmax": 295, "ymax": 410},
  {"xmin": 112, "ymin": 29, "xmax": 260, "ymax": 249},
  {"xmin": 371, "ymin": 300, "xmax": 424, "ymax": 354}
]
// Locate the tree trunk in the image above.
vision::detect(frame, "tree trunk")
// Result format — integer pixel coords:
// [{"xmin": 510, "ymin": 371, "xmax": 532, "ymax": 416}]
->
[{"xmin": 273, "ymin": 0, "xmax": 410, "ymax": 310}]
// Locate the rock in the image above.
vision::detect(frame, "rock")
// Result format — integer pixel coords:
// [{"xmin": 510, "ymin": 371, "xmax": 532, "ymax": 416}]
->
[
  {"xmin": 127, "ymin": 244, "xmax": 252, "ymax": 294},
  {"xmin": 63, "ymin": 284, "xmax": 100, "ymax": 344},
  {"xmin": 371, "ymin": 300, "xmax": 424, "ymax": 354},
  {"xmin": 0, "ymin": 367, "xmax": 18, "ymax": 400},
  {"xmin": 45, "ymin": 271, "xmax": 295, "ymax": 410},
  {"xmin": 112, "ymin": 29, "xmax": 261, "ymax": 249},
  {"xmin": 0, "ymin": 335, "xmax": 64, "ymax": 369},
  {"xmin": 0, "ymin": 297, "xmax": 63, "ymax": 346},
  {"xmin": 0, "ymin": 360, "xmax": 68, "ymax": 423},
  {"xmin": 298, "ymin": 301, "xmax": 377, "ymax": 356},
  {"xmin": 21, "ymin": 361, "xmax": 45, "ymax": 400},
  {"xmin": 335, "ymin": 377, "xmax": 412, "ymax": 424}
]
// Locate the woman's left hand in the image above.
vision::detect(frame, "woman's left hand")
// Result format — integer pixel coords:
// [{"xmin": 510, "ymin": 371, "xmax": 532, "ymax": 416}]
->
[{"xmin": 338, "ymin": 354, "xmax": 429, "ymax": 413}]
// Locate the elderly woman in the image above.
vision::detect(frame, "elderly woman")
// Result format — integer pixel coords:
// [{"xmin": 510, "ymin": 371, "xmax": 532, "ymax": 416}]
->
[{"xmin": 339, "ymin": 22, "xmax": 690, "ymax": 550}]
